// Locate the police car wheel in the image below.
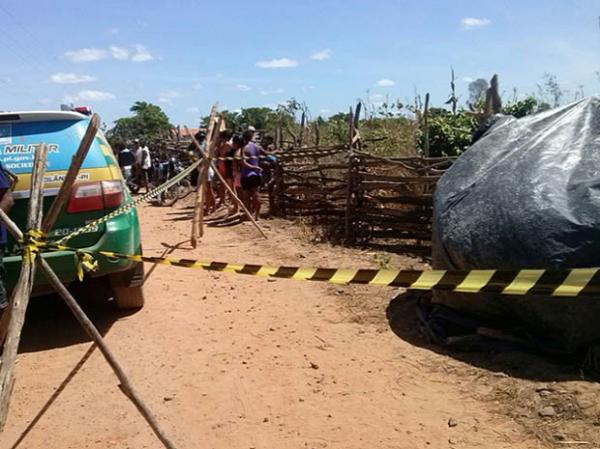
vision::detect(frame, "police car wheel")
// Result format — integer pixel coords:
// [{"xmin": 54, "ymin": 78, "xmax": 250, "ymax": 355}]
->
[
  {"xmin": 112, "ymin": 284, "xmax": 145, "ymax": 310},
  {"xmin": 109, "ymin": 260, "xmax": 145, "ymax": 309}
]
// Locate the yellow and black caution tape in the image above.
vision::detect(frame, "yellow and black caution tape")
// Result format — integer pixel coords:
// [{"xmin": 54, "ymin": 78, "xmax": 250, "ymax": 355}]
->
[
  {"xmin": 39, "ymin": 243, "xmax": 600, "ymax": 297},
  {"xmin": 19, "ymin": 229, "xmax": 47, "ymax": 262}
]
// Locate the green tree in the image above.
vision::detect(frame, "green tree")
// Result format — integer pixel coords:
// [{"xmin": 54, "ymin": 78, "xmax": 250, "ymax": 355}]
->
[
  {"xmin": 107, "ymin": 101, "xmax": 171, "ymax": 145},
  {"xmin": 502, "ymin": 96, "xmax": 538, "ymax": 118},
  {"xmin": 202, "ymin": 104, "xmax": 296, "ymax": 137},
  {"xmin": 421, "ymin": 108, "xmax": 477, "ymax": 157}
]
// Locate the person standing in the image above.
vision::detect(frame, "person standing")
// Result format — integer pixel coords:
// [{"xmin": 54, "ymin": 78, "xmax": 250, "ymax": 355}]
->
[
  {"xmin": 215, "ymin": 130, "xmax": 233, "ymax": 209},
  {"xmin": 240, "ymin": 130, "xmax": 262, "ymax": 220},
  {"xmin": 0, "ymin": 162, "xmax": 14, "ymax": 309},
  {"xmin": 135, "ymin": 139, "xmax": 151, "ymax": 193},
  {"xmin": 227, "ymin": 134, "xmax": 244, "ymax": 216},
  {"xmin": 118, "ymin": 142, "xmax": 135, "ymax": 168}
]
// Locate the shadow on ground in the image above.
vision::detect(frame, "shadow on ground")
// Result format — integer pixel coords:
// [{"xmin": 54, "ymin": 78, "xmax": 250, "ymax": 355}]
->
[
  {"xmin": 386, "ymin": 291, "xmax": 584, "ymax": 382},
  {"xmin": 17, "ymin": 280, "xmax": 136, "ymax": 354}
]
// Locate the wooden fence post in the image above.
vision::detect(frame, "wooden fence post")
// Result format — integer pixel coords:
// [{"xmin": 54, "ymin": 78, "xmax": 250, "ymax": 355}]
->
[
  {"xmin": 344, "ymin": 107, "xmax": 356, "ymax": 244},
  {"xmin": 0, "ymin": 143, "xmax": 48, "ymax": 429},
  {"xmin": 423, "ymin": 93, "xmax": 430, "ymax": 158}
]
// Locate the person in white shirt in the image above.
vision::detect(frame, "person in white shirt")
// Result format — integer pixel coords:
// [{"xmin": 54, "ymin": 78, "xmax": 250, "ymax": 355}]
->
[{"xmin": 134, "ymin": 139, "xmax": 151, "ymax": 192}]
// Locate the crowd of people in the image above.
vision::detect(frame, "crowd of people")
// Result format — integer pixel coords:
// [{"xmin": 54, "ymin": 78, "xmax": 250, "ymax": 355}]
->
[
  {"xmin": 191, "ymin": 127, "xmax": 277, "ymax": 220},
  {"xmin": 114, "ymin": 126, "xmax": 278, "ymax": 221}
]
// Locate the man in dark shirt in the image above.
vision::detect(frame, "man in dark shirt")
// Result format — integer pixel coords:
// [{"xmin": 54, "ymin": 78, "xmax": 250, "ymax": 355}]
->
[
  {"xmin": 0, "ymin": 162, "xmax": 14, "ymax": 309},
  {"xmin": 117, "ymin": 143, "xmax": 136, "ymax": 168}
]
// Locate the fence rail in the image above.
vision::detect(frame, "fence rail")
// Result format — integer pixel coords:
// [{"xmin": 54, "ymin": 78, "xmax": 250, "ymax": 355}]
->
[{"xmin": 272, "ymin": 149, "xmax": 455, "ymax": 254}]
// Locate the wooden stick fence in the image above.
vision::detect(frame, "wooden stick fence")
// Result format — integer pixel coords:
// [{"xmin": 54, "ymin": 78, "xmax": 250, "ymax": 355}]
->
[{"xmin": 270, "ymin": 104, "xmax": 455, "ymax": 253}]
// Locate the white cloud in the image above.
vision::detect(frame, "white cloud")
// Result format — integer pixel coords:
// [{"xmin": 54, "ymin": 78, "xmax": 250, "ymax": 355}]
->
[
  {"xmin": 64, "ymin": 48, "xmax": 108, "ymax": 63},
  {"xmin": 377, "ymin": 79, "xmax": 396, "ymax": 87},
  {"xmin": 310, "ymin": 49, "xmax": 332, "ymax": 61},
  {"xmin": 106, "ymin": 27, "xmax": 120, "ymax": 34},
  {"xmin": 158, "ymin": 90, "xmax": 181, "ymax": 104},
  {"xmin": 260, "ymin": 88, "xmax": 285, "ymax": 95},
  {"xmin": 371, "ymin": 93, "xmax": 386, "ymax": 101},
  {"xmin": 64, "ymin": 90, "xmax": 115, "ymax": 103},
  {"xmin": 192, "ymin": 82, "xmax": 203, "ymax": 90},
  {"xmin": 49, "ymin": 72, "xmax": 96, "ymax": 84},
  {"xmin": 38, "ymin": 98, "xmax": 53, "ymax": 105},
  {"xmin": 131, "ymin": 44, "xmax": 154, "ymax": 62},
  {"xmin": 186, "ymin": 106, "xmax": 200, "ymax": 113},
  {"xmin": 65, "ymin": 45, "xmax": 154, "ymax": 62},
  {"xmin": 319, "ymin": 108, "xmax": 331, "ymax": 114},
  {"xmin": 461, "ymin": 17, "xmax": 491, "ymax": 30},
  {"xmin": 256, "ymin": 58, "xmax": 298, "ymax": 69},
  {"xmin": 236, "ymin": 84, "xmax": 252, "ymax": 92},
  {"xmin": 462, "ymin": 76, "xmax": 475, "ymax": 83},
  {"xmin": 109, "ymin": 45, "xmax": 129, "ymax": 61}
]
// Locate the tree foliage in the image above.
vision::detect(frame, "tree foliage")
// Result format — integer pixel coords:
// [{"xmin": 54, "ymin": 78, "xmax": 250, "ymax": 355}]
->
[
  {"xmin": 420, "ymin": 108, "xmax": 478, "ymax": 157},
  {"xmin": 468, "ymin": 79, "xmax": 489, "ymax": 106},
  {"xmin": 501, "ymin": 96, "xmax": 538, "ymax": 118},
  {"xmin": 201, "ymin": 101, "xmax": 299, "ymax": 136},
  {"xmin": 107, "ymin": 101, "xmax": 171, "ymax": 145}
]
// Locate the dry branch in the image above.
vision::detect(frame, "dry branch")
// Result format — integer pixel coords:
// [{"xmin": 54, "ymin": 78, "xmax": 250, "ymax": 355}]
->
[{"xmin": 0, "ymin": 144, "xmax": 48, "ymax": 430}]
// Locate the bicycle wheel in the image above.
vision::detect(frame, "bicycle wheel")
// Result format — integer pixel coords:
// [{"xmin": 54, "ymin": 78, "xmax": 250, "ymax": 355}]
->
[
  {"xmin": 177, "ymin": 179, "xmax": 193, "ymax": 199},
  {"xmin": 158, "ymin": 184, "xmax": 179, "ymax": 206}
]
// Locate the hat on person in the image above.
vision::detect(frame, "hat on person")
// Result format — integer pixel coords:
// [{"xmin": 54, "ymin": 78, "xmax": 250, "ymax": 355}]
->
[{"xmin": 248, "ymin": 126, "xmax": 256, "ymax": 132}]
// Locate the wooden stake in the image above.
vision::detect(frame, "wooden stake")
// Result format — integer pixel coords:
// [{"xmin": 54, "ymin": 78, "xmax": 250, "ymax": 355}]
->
[
  {"xmin": 185, "ymin": 126, "xmax": 268, "ymax": 239},
  {"xmin": 0, "ymin": 143, "xmax": 48, "ymax": 430},
  {"xmin": 197, "ymin": 115, "xmax": 222, "ymax": 241},
  {"xmin": 423, "ymin": 93, "xmax": 430, "ymax": 158},
  {"xmin": 196, "ymin": 161, "xmax": 209, "ymax": 239},
  {"xmin": 191, "ymin": 105, "xmax": 217, "ymax": 248},
  {"xmin": 344, "ymin": 107, "xmax": 356, "ymax": 244}
]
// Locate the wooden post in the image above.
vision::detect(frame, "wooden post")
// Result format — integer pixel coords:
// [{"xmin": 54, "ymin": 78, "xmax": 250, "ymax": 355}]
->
[
  {"xmin": 275, "ymin": 121, "xmax": 282, "ymax": 150},
  {"xmin": 191, "ymin": 105, "xmax": 217, "ymax": 248},
  {"xmin": 42, "ymin": 114, "xmax": 99, "ymax": 233},
  {"xmin": 353, "ymin": 102, "xmax": 362, "ymax": 129},
  {"xmin": 0, "ymin": 143, "xmax": 48, "ymax": 430},
  {"xmin": 344, "ymin": 107, "xmax": 356, "ymax": 243},
  {"xmin": 298, "ymin": 111, "xmax": 305, "ymax": 147},
  {"xmin": 198, "ymin": 115, "xmax": 222, "ymax": 239},
  {"xmin": 449, "ymin": 67, "xmax": 458, "ymax": 115},
  {"xmin": 481, "ymin": 75, "xmax": 501, "ymax": 122},
  {"xmin": 423, "ymin": 93, "xmax": 430, "ymax": 158},
  {"xmin": 314, "ymin": 122, "xmax": 320, "ymax": 147}
]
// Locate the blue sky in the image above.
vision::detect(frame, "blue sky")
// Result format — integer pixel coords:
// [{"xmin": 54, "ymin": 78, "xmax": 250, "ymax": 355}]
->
[{"xmin": 1, "ymin": 0, "xmax": 599, "ymax": 127}]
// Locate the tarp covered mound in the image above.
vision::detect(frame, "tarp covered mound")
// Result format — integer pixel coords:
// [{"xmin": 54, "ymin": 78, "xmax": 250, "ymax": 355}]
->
[{"xmin": 432, "ymin": 97, "xmax": 600, "ymax": 354}]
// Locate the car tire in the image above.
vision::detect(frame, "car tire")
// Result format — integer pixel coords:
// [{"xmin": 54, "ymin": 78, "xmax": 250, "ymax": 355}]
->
[
  {"xmin": 112, "ymin": 284, "xmax": 145, "ymax": 310},
  {"xmin": 109, "ymin": 260, "xmax": 145, "ymax": 310}
]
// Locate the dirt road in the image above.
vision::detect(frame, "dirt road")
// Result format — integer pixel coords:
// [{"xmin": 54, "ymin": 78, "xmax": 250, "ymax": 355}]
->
[{"xmin": 2, "ymin": 201, "xmax": 598, "ymax": 449}]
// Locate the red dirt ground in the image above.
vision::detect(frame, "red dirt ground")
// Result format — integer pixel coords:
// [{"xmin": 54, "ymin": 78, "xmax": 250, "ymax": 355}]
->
[{"xmin": 2, "ymin": 200, "xmax": 599, "ymax": 449}]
